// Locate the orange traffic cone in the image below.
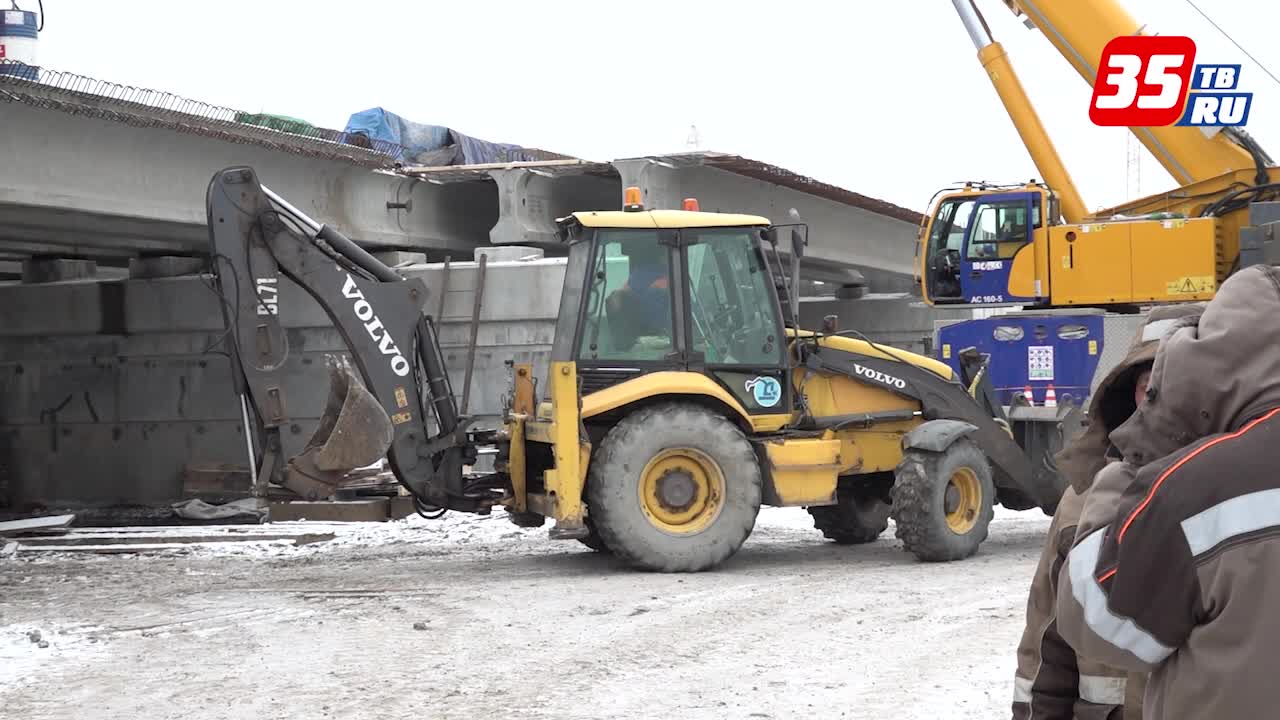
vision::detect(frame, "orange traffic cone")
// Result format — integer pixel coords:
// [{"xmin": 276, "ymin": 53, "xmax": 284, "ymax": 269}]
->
[
  {"xmin": 1022, "ymin": 386, "xmax": 1035, "ymax": 406},
  {"xmin": 1044, "ymin": 385, "xmax": 1057, "ymax": 408}
]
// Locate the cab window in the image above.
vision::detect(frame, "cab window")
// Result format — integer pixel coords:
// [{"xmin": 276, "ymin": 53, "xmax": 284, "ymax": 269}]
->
[
  {"xmin": 967, "ymin": 201, "xmax": 1030, "ymax": 260},
  {"xmin": 685, "ymin": 228, "xmax": 781, "ymax": 366},
  {"xmin": 577, "ymin": 230, "xmax": 675, "ymax": 361},
  {"xmin": 928, "ymin": 198, "xmax": 976, "ymax": 254}
]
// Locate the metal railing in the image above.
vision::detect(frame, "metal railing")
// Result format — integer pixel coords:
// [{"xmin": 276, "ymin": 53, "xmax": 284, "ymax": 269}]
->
[{"xmin": 0, "ymin": 60, "xmax": 403, "ymax": 167}]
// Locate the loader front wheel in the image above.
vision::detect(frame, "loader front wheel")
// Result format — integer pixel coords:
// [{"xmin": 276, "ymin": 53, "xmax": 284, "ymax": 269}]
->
[
  {"xmin": 808, "ymin": 482, "xmax": 891, "ymax": 545},
  {"xmin": 891, "ymin": 439, "xmax": 994, "ymax": 562},
  {"xmin": 577, "ymin": 515, "xmax": 612, "ymax": 554},
  {"xmin": 587, "ymin": 402, "xmax": 761, "ymax": 572}
]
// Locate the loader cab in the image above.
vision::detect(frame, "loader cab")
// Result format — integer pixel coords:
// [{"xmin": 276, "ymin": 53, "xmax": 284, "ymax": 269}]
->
[
  {"xmin": 554, "ymin": 203, "xmax": 791, "ymax": 415},
  {"xmin": 920, "ymin": 185, "xmax": 1054, "ymax": 307}
]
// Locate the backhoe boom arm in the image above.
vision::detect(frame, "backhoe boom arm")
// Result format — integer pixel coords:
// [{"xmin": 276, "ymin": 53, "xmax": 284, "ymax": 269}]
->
[{"xmin": 205, "ymin": 166, "xmax": 487, "ymax": 511}]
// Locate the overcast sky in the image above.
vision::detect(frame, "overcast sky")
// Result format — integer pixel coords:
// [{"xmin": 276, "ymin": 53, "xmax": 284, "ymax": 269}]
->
[{"xmin": 33, "ymin": 0, "xmax": 1280, "ymax": 213}]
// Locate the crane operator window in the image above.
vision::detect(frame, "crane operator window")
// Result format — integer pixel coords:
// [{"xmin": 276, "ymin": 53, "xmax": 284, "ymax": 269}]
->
[
  {"xmin": 579, "ymin": 231, "xmax": 676, "ymax": 362},
  {"xmin": 967, "ymin": 202, "xmax": 1030, "ymax": 260},
  {"xmin": 926, "ymin": 197, "xmax": 975, "ymax": 298},
  {"xmin": 929, "ymin": 198, "xmax": 976, "ymax": 255},
  {"xmin": 685, "ymin": 229, "xmax": 781, "ymax": 366}
]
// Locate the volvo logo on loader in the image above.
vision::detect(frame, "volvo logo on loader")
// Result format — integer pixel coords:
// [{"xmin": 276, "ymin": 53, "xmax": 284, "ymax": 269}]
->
[
  {"xmin": 342, "ymin": 273, "xmax": 410, "ymax": 377},
  {"xmin": 852, "ymin": 363, "xmax": 907, "ymax": 390}
]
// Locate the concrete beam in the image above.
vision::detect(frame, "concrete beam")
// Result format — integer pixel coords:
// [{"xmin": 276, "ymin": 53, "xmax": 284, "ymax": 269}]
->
[
  {"xmin": 488, "ymin": 168, "xmax": 618, "ymax": 246},
  {"xmin": 22, "ymin": 258, "xmax": 97, "ymax": 284},
  {"xmin": 613, "ymin": 158, "xmax": 684, "ymax": 210},
  {"xmin": 610, "ymin": 160, "xmax": 919, "ymax": 292},
  {"xmin": 128, "ymin": 256, "xmax": 206, "ymax": 279},
  {"xmin": 0, "ymin": 102, "xmax": 494, "ymax": 256},
  {"xmin": 1, "ymin": 96, "xmax": 918, "ymax": 294}
]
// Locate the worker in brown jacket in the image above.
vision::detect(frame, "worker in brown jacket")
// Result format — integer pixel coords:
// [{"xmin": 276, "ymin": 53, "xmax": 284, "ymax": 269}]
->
[
  {"xmin": 1012, "ymin": 304, "xmax": 1202, "ymax": 720},
  {"xmin": 1056, "ymin": 264, "xmax": 1280, "ymax": 719}
]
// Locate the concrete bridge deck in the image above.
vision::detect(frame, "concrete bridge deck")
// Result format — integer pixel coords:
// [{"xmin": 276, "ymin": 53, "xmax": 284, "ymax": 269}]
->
[{"xmin": 0, "ymin": 69, "xmax": 922, "ymax": 291}]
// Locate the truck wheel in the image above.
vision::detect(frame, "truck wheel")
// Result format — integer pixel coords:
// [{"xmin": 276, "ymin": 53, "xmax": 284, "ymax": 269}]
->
[
  {"xmin": 808, "ymin": 485, "xmax": 891, "ymax": 544},
  {"xmin": 577, "ymin": 514, "xmax": 612, "ymax": 554},
  {"xmin": 586, "ymin": 402, "xmax": 762, "ymax": 572},
  {"xmin": 891, "ymin": 439, "xmax": 994, "ymax": 562}
]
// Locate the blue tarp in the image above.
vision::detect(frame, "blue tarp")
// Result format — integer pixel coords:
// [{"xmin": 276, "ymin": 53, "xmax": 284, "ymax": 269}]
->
[{"xmin": 343, "ymin": 107, "xmax": 547, "ymax": 166}]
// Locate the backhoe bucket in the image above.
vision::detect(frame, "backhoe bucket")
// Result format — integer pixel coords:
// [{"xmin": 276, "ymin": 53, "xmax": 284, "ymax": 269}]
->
[{"xmin": 309, "ymin": 357, "xmax": 395, "ymax": 471}]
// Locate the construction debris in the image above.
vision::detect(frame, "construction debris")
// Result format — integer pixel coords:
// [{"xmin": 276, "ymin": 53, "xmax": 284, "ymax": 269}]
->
[
  {"xmin": 269, "ymin": 499, "xmax": 393, "ymax": 523},
  {"xmin": 3, "ymin": 524, "xmax": 336, "ymax": 556},
  {"xmin": 171, "ymin": 498, "xmax": 266, "ymax": 522},
  {"xmin": 15, "ymin": 532, "xmax": 335, "ymax": 550},
  {"xmin": 0, "ymin": 514, "xmax": 75, "ymax": 537}
]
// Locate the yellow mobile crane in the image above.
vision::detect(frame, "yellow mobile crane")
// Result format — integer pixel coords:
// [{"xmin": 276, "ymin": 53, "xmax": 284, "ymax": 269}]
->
[{"xmin": 919, "ymin": 0, "xmax": 1279, "ymax": 309}]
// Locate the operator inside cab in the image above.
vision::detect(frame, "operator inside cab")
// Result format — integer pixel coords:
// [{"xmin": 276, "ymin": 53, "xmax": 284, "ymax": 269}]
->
[{"xmin": 605, "ymin": 238, "xmax": 672, "ymax": 352}]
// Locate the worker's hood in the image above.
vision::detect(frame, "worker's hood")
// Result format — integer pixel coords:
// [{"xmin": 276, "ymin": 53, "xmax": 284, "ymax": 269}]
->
[
  {"xmin": 1055, "ymin": 304, "xmax": 1204, "ymax": 492},
  {"xmin": 1110, "ymin": 265, "xmax": 1280, "ymax": 466}
]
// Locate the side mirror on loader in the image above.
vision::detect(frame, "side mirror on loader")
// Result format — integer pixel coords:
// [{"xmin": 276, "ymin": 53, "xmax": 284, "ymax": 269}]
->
[
  {"xmin": 788, "ymin": 208, "xmax": 806, "ymax": 258},
  {"xmin": 788, "ymin": 208, "xmax": 806, "ymax": 322}
]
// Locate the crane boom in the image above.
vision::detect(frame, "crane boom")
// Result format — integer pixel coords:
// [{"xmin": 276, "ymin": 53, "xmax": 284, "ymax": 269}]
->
[{"xmin": 1003, "ymin": 0, "xmax": 1263, "ymax": 186}]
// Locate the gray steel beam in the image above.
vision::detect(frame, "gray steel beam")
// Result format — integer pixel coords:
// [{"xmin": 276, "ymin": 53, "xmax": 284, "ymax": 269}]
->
[{"xmin": 0, "ymin": 102, "xmax": 494, "ymax": 257}]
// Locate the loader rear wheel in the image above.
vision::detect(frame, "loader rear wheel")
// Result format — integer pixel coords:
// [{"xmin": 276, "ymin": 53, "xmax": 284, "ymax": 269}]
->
[
  {"xmin": 808, "ymin": 484, "xmax": 891, "ymax": 545},
  {"xmin": 891, "ymin": 439, "xmax": 994, "ymax": 562},
  {"xmin": 587, "ymin": 402, "xmax": 762, "ymax": 572}
]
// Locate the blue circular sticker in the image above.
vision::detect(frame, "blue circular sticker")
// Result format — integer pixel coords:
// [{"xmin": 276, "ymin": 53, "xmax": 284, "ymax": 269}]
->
[{"xmin": 745, "ymin": 376, "xmax": 782, "ymax": 408}]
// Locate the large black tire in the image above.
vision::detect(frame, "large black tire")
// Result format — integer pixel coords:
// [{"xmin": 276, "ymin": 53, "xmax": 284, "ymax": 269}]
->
[
  {"xmin": 577, "ymin": 514, "xmax": 612, "ymax": 554},
  {"xmin": 586, "ymin": 402, "xmax": 762, "ymax": 572},
  {"xmin": 891, "ymin": 438, "xmax": 995, "ymax": 562},
  {"xmin": 808, "ymin": 485, "xmax": 891, "ymax": 545}
]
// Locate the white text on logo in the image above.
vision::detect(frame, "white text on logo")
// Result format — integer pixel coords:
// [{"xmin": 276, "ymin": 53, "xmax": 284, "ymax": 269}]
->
[{"xmin": 342, "ymin": 274, "xmax": 410, "ymax": 377}]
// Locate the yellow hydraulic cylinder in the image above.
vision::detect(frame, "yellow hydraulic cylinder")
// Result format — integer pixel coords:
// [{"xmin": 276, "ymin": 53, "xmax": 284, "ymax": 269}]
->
[
  {"xmin": 978, "ymin": 42, "xmax": 1090, "ymax": 224},
  {"xmin": 952, "ymin": 0, "xmax": 1089, "ymax": 223}
]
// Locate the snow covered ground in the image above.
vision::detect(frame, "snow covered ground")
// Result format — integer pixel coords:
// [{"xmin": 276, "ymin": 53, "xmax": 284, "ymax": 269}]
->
[{"xmin": 0, "ymin": 506, "xmax": 1051, "ymax": 720}]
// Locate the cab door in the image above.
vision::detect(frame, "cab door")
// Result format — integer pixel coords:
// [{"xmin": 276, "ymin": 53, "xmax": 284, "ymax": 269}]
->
[
  {"xmin": 961, "ymin": 192, "xmax": 1038, "ymax": 305},
  {"xmin": 571, "ymin": 228, "xmax": 686, "ymax": 395},
  {"xmin": 680, "ymin": 227, "xmax": 790, "ymax": 416}
]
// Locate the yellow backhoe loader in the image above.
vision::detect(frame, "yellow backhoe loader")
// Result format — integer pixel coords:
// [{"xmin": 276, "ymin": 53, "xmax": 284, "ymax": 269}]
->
[{"xmin": 207, "ymin": 167, "xmax": 1076, "ymax": 572}]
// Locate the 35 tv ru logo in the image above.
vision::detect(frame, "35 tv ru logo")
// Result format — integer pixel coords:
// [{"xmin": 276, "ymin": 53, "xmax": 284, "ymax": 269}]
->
[{"xmin": 1089, "ymin": 36, "xmax": 1250, "ymax": 127}]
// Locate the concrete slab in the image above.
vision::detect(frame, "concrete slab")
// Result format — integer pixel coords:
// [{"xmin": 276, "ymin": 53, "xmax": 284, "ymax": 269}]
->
[{"xmin": 0, "ymin": 514, "xmax": 76, "ymax": 536}]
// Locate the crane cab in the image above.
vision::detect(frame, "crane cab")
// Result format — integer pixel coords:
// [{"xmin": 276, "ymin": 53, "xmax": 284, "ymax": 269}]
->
[
  {"xmin": 919, "ymin": 182, "xmax": 1225, "ymax": 309},
  {"xmin": 918, "ymin": 184, "xmax": 1054, "ymax": 307}
]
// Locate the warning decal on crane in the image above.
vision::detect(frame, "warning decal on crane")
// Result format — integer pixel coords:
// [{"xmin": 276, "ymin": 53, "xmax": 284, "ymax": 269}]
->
[
  {"xmin": 1028, "ymin": 345, "xmax": 1054, "ymax": 381},
  {"xmin": 1165, "ymin": 276, "xmax": 1215, "ymax": 295}
]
